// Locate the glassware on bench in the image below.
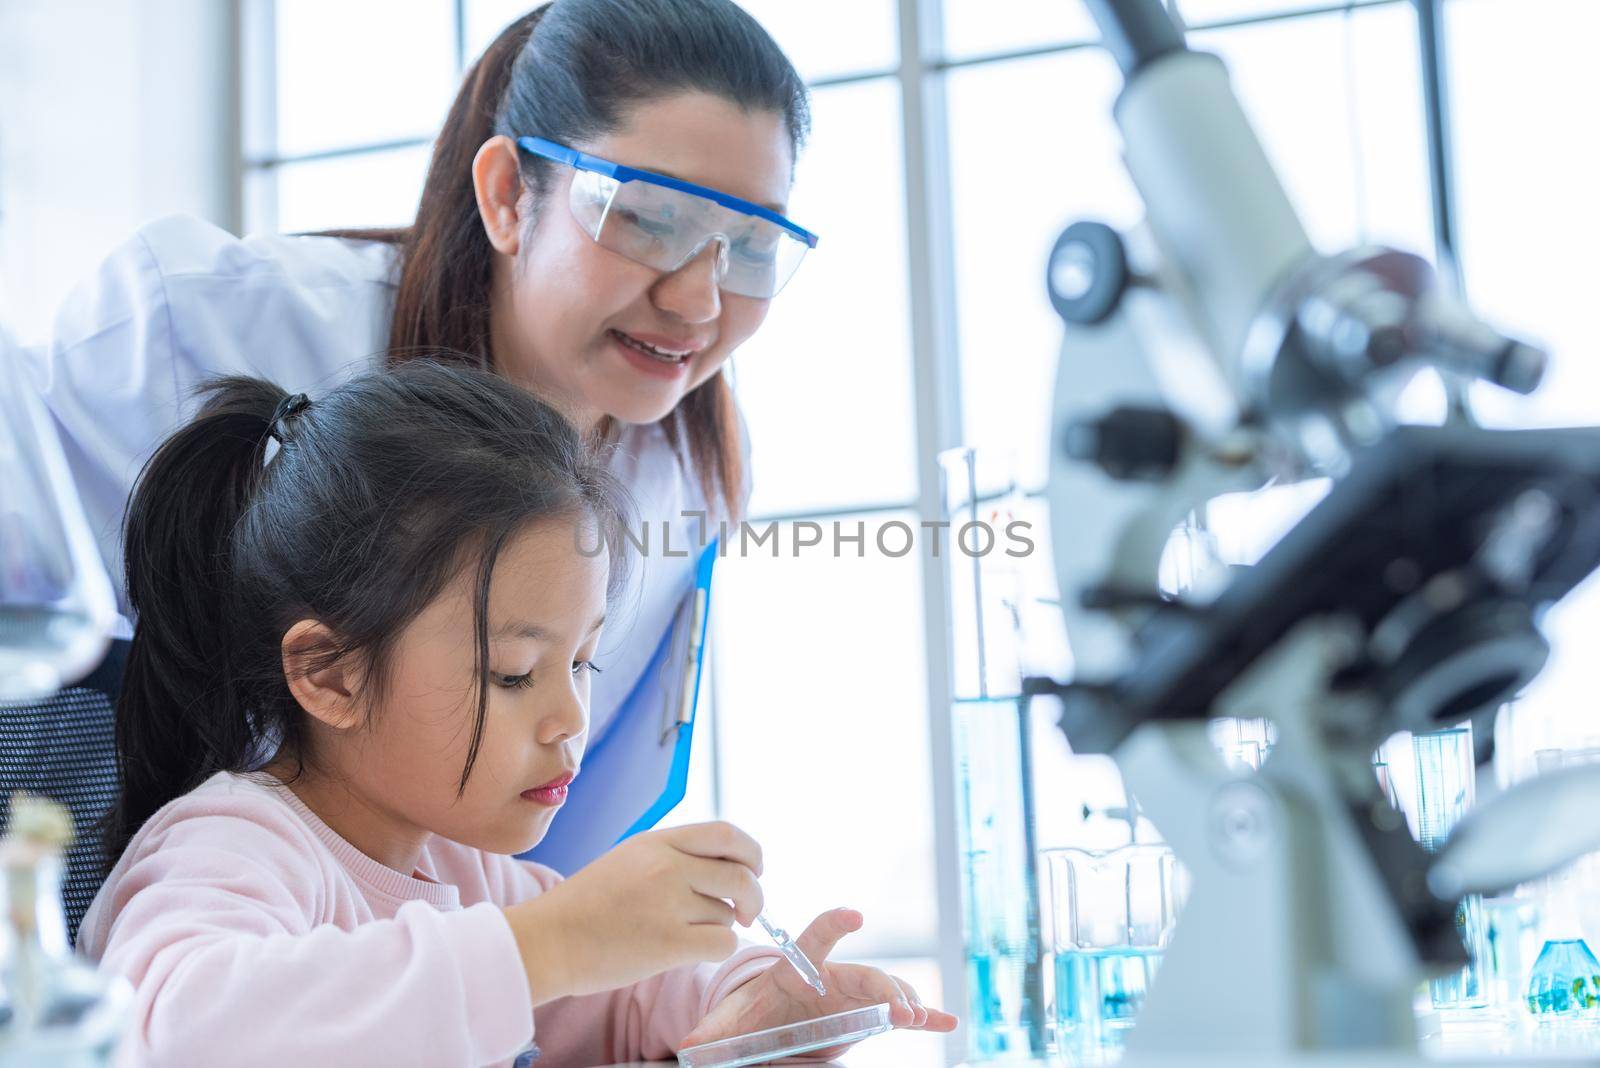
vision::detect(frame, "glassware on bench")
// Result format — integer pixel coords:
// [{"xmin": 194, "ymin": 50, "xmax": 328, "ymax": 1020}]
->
[
  {"xmin": 0, "ymin": 792, "xmax": 131, "ymax": 1064},
  {"xmin": 1045, "ymin": 843, "xmax": 1185, "ymax": 1064},
  {"xmin": 941, "ymin": 446, "xmax": 1047, "ymax": 1061}
]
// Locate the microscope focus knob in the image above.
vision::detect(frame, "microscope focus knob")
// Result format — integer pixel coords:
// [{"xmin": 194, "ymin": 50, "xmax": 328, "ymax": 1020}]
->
[
  {"xmin": 1047, "ymin": 221, "xmax": 1129, "ymax": 325},
  {"xmin": 1063, "ymin": 405, "xmax": 1185, "ymax": 482}
]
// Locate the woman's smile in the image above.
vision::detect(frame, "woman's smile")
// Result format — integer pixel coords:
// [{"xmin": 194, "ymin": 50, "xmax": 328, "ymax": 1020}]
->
[{"xmin": 608, "ymin": 328, "xmax": 696, "ymax": 378}]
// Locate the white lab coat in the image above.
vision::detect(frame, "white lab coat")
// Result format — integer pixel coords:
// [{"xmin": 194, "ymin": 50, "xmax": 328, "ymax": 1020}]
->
[{"xmin": 16, "ymin": 214, "xmax": 737, "ymax": 862}]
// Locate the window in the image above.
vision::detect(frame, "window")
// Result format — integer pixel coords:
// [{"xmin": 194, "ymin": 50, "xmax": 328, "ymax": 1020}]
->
[
  {"xmin": 941, "ymin": 0, "xmax": 1099, "ymax": 61},
  {"xmin": 1450, "ymin": 0, "xmax": 1599, "ymax": 429},
  {"xmin": 734, "ymin": 79, "xmax": 918, "ymax": 518},
  {"xmin": 269, "ymin": 0, "xmax": 456, "ymax": 158},
  {"xmin": 258, "ymin": 145, "xmax": 433, "ymax": 234},
  {"xmin": 244, "ymin": 0, "xmax": 460, "ymax": 234},
  {"xmin": 946, "ymin": 47, "xmax": 1131, "ymax": 492},
  {"xmin": 1446, "ymin": 0, "xmax": 1600, "ymax": 751},
  {"xmin": 712, "ymin": 514, "xmax": 935, "ymax": 951},
  {"xmin": 1177, "ymin": 0, "xmax": 1391, "ymax": 22}
]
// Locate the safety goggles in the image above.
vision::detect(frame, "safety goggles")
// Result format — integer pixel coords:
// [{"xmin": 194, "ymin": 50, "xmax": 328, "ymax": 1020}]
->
[{"xmin": 517, "ymin": 136, "xmax": 817, "ymax": 300}]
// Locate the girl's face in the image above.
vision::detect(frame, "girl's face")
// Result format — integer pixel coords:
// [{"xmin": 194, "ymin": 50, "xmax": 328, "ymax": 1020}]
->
[
  {"xmin": 485, "ymin": 92, "xmax": 796, "ymax": 431},
  {"xmin": 294, "ymin": 515, "xmax": 610, "ymax": 866}
]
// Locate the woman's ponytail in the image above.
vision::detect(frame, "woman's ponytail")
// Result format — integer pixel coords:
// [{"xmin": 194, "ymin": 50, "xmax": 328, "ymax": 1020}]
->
[
  {"xmin": 107, "ymin": 377, "xmax": 291, "ymax": 863},
  {"xmin": 383, "ymin": 8, "xmax": 549, "ymax": 366}
]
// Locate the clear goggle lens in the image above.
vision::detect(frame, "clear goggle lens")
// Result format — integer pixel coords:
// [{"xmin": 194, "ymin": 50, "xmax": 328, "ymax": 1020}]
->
[{"xmin": 568, "ymin": 170, "xmax": 809, "ymax": 299}]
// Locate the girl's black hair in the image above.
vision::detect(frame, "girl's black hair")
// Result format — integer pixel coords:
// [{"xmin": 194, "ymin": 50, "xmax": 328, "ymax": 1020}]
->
[
  {"xmin": 342, "ymin": 0, "xmax": 809, "ymax": 521},
  {"xmin": 106, "ymin": 359, "xmax": 632, "ymax": 863}
]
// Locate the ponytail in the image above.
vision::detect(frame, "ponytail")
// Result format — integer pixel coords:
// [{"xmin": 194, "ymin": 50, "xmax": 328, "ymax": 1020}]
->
[
  {"xmin": 381, "ymin": 9, "xmax": 546, "ymax": 369},
  {"xmin": 108, "ymin": 378, "xmax": 295, "ymax": 862},
  {"xmin": 316, "ymin": 11, "xmax": 543, "ymax": 364}
]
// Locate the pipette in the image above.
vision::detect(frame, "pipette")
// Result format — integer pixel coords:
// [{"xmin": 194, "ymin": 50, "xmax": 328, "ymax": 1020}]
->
[{"xmin": 756, "ymin": 913, "xmax": 827, "ymax": 996}]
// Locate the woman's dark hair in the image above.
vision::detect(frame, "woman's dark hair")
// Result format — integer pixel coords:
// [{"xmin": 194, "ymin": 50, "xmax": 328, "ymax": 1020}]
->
[
  {"xmin": 339, "ymin": 0, "xmax": 809, "ymax": 521},
  {"xmin": 106, "ymin": 359, "xmax": 632, "ymax": 863}
]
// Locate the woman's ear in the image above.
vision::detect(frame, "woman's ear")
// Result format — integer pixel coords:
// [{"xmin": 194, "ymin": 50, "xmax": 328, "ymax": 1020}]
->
[
  {"xmin": 282, "ymin": 619, "xmax": 363, "ymax": 730},
  {"xmin": 472, "ymin": 135, "xmax": 527, "ymax": 256}
]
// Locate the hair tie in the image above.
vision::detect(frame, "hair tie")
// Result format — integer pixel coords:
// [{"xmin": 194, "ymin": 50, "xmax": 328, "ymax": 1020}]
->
[{"xmin": 268, "ymin": 393, "xmax": 312, "ymax": 445}]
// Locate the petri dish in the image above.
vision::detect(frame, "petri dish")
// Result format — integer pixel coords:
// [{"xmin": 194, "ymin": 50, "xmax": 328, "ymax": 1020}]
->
[{"xmin": 676, "ymin": 1003, "xmax": 894, "ymax": 1067}]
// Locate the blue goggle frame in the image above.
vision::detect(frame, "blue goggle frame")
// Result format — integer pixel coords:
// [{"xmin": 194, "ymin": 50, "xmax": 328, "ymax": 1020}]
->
[{"xmin": 517, "ymin": 136, "xmax": 819, "ymax": 249}]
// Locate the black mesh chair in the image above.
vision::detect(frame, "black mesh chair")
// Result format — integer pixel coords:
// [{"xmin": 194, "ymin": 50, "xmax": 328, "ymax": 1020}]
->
[{"xmin": 0, "ymin": 641, "xmax": 127, "ymax": 946}]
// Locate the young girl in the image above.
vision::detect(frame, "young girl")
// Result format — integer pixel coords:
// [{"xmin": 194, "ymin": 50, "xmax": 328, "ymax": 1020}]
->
[{"xmin": 79, "ymin": 360, "xmax": 954, "ymax": 1065}]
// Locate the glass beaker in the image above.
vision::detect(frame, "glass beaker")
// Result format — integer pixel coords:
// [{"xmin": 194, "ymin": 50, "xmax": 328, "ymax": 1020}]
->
[
  {"xmin": 1521, "ymin": 747, "xmax": 1600, "ymax": 1027},
  {"xmin": 0, "ymin": 792, "xmax": 131, "ymax": 1059},
  {"xmin": 941, "ymin": 446, "xmax": 1047, "ymax": 1061},
  {"xmin": 0, "ymin": 337, "xmax": 116, "ymax": 699},
  {"xmin": 1410, "ymin": 726, "xmax": 1491, "ymax": 1013},
  {"xmin": 1044, "ymin": 844, "xmax": 1184, "ymax": 1063},
  {"xmin": 1541, "ymin": 747, "xmax": 1600, "ymax": 970},
  {"xmin": 1481, "ymin": 892, "xmax": 1542, "ymax": 1014}
]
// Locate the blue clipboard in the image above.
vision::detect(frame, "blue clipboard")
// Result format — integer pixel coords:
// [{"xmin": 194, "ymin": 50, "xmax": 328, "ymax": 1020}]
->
[{"xmin": 523, "ymin": 539, "xmax": 717, "ymax": 873}]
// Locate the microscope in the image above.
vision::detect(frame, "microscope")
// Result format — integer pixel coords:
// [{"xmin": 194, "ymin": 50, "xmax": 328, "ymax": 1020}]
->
[{"xmin": 1029, "ymin": 0, "xmax": 1600, "ymax": 1060}]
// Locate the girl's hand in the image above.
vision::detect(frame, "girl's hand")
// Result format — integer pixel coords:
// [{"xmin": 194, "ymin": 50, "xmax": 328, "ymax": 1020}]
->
[
  {"xmin": 679, "ymin": 908, "xmax": 959, "ymax": 1054},
  {"xmin": 504, "ymin": 821, "xmax": 765, "ymax": 1004}
]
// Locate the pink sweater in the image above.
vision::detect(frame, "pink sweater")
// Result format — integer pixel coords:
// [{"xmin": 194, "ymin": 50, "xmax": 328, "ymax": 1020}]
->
[{"xmin": 78, "ymin": 771, "xmax": 782, "ymax": 1067}]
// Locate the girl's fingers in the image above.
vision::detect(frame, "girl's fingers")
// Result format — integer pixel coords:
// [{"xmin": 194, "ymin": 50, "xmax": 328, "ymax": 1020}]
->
[
  {"xmin": 686, "ymin": 856, "xmax": 764, "ymax": 925},
  {"xmin": 687, "ymin": 894, "xmax": 737, "ymax": 927},
  {"xmin": 667, "ymin": 821, "xmax": 764, "ymax": 876},
  {"xmin": 685, "ymin": 922, "xmax": 741, "ymax": 963},
  {"xmin": 783, "ymin": 915, "xmax": 958, "ymax": 1033},
  {"xmin": 891, "ymin": 974, "xmax": 929, "ymax": 1027},
  {"xmin": 834, "ymin": 966, "xmax": 959, "ymax": 1031},
  {"xmin": 792, "ymin": 907, "xmax": 863, "ymax": 964},
  {"xmin": 831, "ymin": 964, "xmax": 918, "ymax": 1027}
]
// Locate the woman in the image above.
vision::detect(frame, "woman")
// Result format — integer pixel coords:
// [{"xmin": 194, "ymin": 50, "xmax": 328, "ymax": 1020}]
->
[{"xmin": 20, "ymin": 0, "xmax": 814, "ymax": 897}]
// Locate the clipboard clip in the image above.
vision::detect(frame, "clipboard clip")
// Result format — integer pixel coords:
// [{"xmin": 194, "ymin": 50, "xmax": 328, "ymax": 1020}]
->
[{"xmin": 659, "ymin": 584, "xmax": 707, "ymax": 744}]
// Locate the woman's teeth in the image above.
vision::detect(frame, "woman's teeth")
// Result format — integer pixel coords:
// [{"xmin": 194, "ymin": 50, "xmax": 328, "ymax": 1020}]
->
[{"xmin": 612, "ymin": 329, "xmax": 690, "ymax": 364}]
